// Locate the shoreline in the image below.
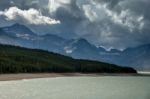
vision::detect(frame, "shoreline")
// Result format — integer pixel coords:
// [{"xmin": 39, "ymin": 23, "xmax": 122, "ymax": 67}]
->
[{"xmin": 0, "ymin": 73, "xmax": 150, "ymax": 81}]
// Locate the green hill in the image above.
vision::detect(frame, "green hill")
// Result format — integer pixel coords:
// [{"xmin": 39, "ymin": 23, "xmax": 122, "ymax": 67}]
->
[{"xmin": 0, "ymin": 44, "xmax": 136, "ymax": 73}]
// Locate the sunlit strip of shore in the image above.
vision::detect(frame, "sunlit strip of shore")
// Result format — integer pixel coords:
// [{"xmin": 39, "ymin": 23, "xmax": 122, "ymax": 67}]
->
[{"xmin": 138, "ymin": 71, "xmax": 150, "ymax": 75}]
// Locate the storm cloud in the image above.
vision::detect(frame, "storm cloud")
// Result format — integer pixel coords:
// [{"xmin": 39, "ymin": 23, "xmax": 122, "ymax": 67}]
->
[{"xmin": 0, "ymin": 0, "xmax": 150, "ymax": 50}]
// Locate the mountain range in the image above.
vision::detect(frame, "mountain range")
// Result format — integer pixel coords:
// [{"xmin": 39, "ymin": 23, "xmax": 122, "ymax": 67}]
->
[{"xmin": 0, "ymin": 23, "xmax": 149, "ymax": 71}]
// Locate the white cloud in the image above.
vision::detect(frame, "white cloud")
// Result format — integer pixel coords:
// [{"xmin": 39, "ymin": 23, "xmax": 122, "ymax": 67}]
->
[
  {"xmin": 48, "ymin": 0, "xmax": 70, "ymax": 13},
  {"xmin": 80, "ymin": 0, "xmax": 145, "ymax": 32},
  {"xmin": 82, "ymin": 4, "xmax": 98, "ymax": 22},
  {"xmin": 105, "ymin": 8, "xmax": 145, "ymax": 32},
  {"xmin": 0, "ymin": 6, "xmax": 60, "ymax": 25}
]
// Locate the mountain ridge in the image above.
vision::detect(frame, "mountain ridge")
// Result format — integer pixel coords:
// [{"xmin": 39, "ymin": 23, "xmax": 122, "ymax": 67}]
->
[{"xmin": 0, "ymin": 23, "xmax": 149, "ymax": 71}]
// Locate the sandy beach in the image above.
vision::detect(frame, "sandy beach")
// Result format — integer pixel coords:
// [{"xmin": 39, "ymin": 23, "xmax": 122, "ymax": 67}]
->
[
  {"xmin": 0, "ymin": 73, "xmax": 101, "ymax": 81},
  {"xmin": 0, "ymin": 73, "xmax": 149, "ymax": 81}
]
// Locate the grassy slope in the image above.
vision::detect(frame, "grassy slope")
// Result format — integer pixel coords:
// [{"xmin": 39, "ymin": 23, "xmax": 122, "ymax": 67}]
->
[{"xmin": 0, "ymin": 44, "xmax": 137, "ymax": 73}]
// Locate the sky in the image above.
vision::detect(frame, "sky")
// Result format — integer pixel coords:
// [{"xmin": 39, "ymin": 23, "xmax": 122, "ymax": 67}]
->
[{"xmin": 0, "ymin": 0, "xmax": 150, "ymax": 50}]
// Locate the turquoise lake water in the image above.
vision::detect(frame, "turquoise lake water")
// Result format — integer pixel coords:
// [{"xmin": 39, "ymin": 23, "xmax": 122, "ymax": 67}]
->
[{"xmin": 0, "ymin": 76, "xmax": 149, "ymax": 99}]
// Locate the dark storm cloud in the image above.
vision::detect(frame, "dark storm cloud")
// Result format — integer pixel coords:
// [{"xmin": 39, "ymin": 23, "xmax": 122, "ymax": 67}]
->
[
  {"xmin": 50, "ymin": 0, "xmax": 86, "ymax": 38},
  {"xmin": 94, "ymin": 0, "xmax": 122, "ymax": 8},
  {"xmin": 0, "ymin": 0, "xmax": 150, "ymax": 49}
]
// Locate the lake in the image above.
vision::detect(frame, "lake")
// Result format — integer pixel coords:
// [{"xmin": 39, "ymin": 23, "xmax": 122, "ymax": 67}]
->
[{"xmin": 0, "ymin": 76, "xmax": 149, "ymax": 99}]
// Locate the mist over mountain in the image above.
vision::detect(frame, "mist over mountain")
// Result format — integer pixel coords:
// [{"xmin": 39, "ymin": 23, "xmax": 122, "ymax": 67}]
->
[{"xmin": 0, "ymin": 23, "xmax": 149, "ymax": 71}]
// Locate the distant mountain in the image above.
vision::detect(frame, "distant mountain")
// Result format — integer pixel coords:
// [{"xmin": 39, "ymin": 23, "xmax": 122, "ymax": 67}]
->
[
  {"xmin": 117, "ymin": 44, "xmax": 150, "ymax": 70},
  {"xmin": 0, "ymin": 23, "xmax": 67, "ymax": 53},
  {"xmin": 2, "ymin": 23, "xmax": 35, "ymax": 36},
  {"xmin": 92, "ymin": 44, "xmax": 150, "ymax": 71},
  {"xmin": 63, "ymin": 38, "xmax": 101, "ymax": 59},
  {"xmin": 0, "ymin": 23, "xmax": 149, "ymax": 71},
  {"xmin": 0, "ymin": 23, "xmax": 36, "ymax": 46},
  {"xmin": 0, "ymin": 44, "xmax": 136, "ymax": 73}
]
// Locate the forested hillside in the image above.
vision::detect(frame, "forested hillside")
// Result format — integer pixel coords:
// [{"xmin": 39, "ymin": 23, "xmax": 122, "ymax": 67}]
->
[{"xmin": 0, "ymin": 44, "xmax": 136, "ymax": 73}]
